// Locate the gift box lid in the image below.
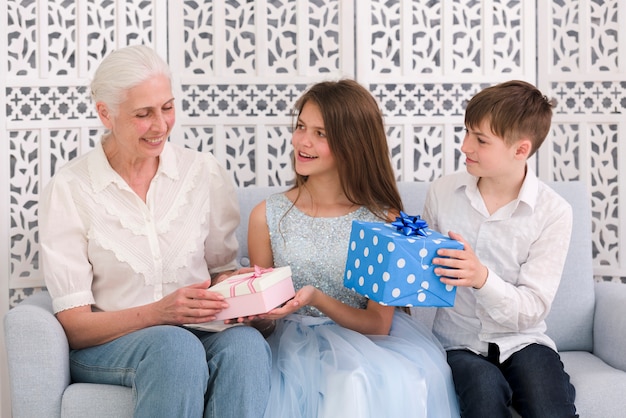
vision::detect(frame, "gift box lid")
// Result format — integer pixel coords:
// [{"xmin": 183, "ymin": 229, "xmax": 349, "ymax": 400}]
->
[
  {"xmin": 210, "ymin": 266, "xmax": 292, "ymax": 298},
  {"xmin": 350, "ymin": 219, "xmax": 460, "ymax": 245}
]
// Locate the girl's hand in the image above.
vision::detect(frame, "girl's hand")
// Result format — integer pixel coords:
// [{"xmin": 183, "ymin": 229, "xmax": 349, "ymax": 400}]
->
[
  {"xmin": 432, "ymin": 231, "xmax": 489, "ymax": 289},
  {"xmin": 258, "ymin": 285, "xmax": 317, "ymax": 320},
  {"xmin": 154, "ymin": 279, "xmax": 229, "ymax": 325}
]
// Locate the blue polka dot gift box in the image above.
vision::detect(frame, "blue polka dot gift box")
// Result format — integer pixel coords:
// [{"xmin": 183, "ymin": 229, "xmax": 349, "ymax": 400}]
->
[{"xmin": 343, "ymin": 213, "xmax": 463, "ymax": 307}]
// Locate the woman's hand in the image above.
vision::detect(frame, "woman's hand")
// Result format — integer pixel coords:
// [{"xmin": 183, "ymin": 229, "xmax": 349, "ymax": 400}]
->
[
  {"xmin": 56, "ymin": 278, "xmax": 234, "ymax": 350},
  {"xmin": 154, "ymin": 278, "xmax": 230, "ymax": 325}
]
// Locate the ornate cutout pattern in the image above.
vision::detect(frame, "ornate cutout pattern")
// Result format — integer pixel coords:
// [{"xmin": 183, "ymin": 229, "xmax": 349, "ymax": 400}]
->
[{"xmin": 3, "ymin": 0, "xmax": 625, "ymax": 309}]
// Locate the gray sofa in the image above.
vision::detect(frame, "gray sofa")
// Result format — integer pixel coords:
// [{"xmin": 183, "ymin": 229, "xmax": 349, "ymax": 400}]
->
[{"xmin": 5, "ymin": 181, "xmax": 626, "ymax": 417}]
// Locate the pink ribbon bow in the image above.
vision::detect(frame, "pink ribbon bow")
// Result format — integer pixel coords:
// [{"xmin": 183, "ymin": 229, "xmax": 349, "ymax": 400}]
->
[{"xmin": 226, "ymin": 265, "xmax": 274, "ymax": 297}]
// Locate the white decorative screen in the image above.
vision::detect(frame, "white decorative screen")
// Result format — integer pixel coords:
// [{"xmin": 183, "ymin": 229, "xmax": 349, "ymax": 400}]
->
[
  {"xmin": 537, "ymin": 0, "xmax": 625, "ymax": 282},
  {"xmin": 2, "ymin": 0, "xmax": 625, "ymax": 313}
]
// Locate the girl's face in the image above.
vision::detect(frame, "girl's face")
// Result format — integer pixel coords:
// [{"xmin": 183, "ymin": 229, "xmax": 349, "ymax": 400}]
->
[
  {"xmin": 291, "ymin": 101, "xmax": 337, "ymax": 179},
  {"xmin": 461, "ymin": 118, "xmax": 521, "ymax": 179},
  {"xmin": 99, "ymin": 74, "xmax": 175, "ymax": 161}
]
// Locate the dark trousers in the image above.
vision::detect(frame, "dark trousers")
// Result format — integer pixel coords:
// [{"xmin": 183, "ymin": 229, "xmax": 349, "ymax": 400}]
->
[{"xmin": 447, "ymin": 343, "xmax": 577, "ymax": 418}]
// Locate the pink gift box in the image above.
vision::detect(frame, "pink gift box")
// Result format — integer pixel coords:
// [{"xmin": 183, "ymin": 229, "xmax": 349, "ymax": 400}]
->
[{"xmin": 210, "ymin": 266, "xmax": 295, "ymax": 320}]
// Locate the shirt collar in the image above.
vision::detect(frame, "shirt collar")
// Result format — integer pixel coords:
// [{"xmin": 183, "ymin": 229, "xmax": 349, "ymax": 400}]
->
[
  {"xmin": 454, "ymin": 164, "xmax": 539, "ymax": 214},
  {"xmin": 88, "ymin": 139, "xmax": 178, "ymax": 193},
  {"xmin": 516, "ymin": 165, "xmax": 539, "ymax": 211}
]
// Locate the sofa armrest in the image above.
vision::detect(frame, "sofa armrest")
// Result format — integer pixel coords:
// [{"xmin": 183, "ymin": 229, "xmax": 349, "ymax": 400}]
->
[
  {"xmin": 4, "ymin": 291, "xmax": 69, "ymax": 418},
  {"xmin": 592, "ymin": 281, "xmax": 626, "ymax": 372}
]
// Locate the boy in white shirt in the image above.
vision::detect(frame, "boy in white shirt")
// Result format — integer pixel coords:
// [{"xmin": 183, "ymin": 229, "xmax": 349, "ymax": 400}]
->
[{"xmin": 423, "ymin": 80, "xmax": 578, "ymax": 417}]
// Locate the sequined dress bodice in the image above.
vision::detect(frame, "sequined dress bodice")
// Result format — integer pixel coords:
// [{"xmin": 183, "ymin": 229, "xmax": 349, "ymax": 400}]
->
[{"xmin": 266, "ymin": 193, "xmax": 381, "ymax": 316}]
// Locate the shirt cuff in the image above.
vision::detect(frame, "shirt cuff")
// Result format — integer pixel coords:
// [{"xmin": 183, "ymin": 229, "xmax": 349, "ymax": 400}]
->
[
  {"xmin": 52, "ymin": 291, "xmax": 95, "ymax": 314},
  {"xmin": 474, "ymin": 267, "xmax": 507, "ymax": 305}
]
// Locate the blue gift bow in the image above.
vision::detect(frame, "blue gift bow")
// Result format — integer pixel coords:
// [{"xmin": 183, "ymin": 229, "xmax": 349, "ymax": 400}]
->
[{"xmin": 391, "ymin": 211, "xmax": 428, "ymax": 237}]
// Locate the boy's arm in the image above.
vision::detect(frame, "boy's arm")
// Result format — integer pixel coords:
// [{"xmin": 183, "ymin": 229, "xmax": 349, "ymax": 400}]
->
[
  {"xmin": 473, "ymin": 203, "xmax": 573, "ymax": 331},
  {"xmin": 434, "ymin": 196, "xmax": 573, "ymax": 332}
]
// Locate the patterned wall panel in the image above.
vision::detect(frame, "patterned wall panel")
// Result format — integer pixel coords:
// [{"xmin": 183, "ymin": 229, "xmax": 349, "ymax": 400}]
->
[
  {"xmin": 538, "ymin": 0, "xmax": 626, "ymax": 283},
  {"xmin": 9, "ymin": 130, "xmax": 40, "ymax": 280},
  {"xmin": 3, "ymin": 0, "xmax": 355, "ymax": 306},
  {"xmin": 6, "ymin": 86, "xmax": 95, "ymax": 122},
  {"xmin": 360, "ymin": 0, "xmax": 533, "ymax": 79},
  {"xmin": 358, "ymin": 0, "xmax": 534, "ymax": 181},
  {"xmin": 171, "ymin": 0, "xmax": 353, "ymax": 188},
  {"xmin": 7, "ymin": 0, "xmax": 37, "ymax": 77},
  {"xmin": 2, "ymin": 0, "xmax": 626, "ymax": 312}
]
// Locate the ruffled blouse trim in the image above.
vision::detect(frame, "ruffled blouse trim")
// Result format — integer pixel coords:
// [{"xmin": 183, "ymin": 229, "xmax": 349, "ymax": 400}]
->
[
  {"xmin": 154, "ymin": 151, "xmax": 205, "ymax": 235},
  {"xmin": 87, "ymin": 228, "xmax": 163, "ymax": 285},
  {"xmin": 51, "ymin": 291, "xmax": 95, "ymax": 314},
  {"xmin": 87, "ymin": 141, "xmax": 186, "ymax": 237},
  {"xmin": 155, "ymin": 155, "xmax": 214, "ymax": 279},
  {"xmin": 83, "ymin": 144, "xmax": 214, "ymax": 285}
]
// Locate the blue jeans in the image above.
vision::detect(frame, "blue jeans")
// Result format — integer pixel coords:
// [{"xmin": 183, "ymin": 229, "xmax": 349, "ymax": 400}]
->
[
  {"xmin": 70, "ymin": 325, "xmax": 271, "ymax": 418},
  {"xmin": 447, "ymin": 344, "xmax": 577, "ymax": 418}
]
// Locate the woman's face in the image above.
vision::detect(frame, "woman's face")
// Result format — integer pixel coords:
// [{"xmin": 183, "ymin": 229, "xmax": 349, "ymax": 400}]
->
[
  {"xmin": 99, "ymin": 74, "xmax": 175, "ymax": 161},
  {"xmin": 291, "ymin": 101, "xmax": 337, "ymax": 179}
]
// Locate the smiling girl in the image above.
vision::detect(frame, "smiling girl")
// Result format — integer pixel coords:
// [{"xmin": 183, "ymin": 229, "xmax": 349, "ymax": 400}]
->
[{"xmin": 247, "ymin": 79, "xmax": 460, "ymax": 418}]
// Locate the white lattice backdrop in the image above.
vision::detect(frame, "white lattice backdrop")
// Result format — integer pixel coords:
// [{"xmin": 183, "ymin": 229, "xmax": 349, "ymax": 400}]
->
[
  {"xmin": 537, "ymin": 0, "xmax": 625, "ymax": 282},
  {"xmin": 2, "ymin": 0, "xmax": 625, "ymax": 309}
]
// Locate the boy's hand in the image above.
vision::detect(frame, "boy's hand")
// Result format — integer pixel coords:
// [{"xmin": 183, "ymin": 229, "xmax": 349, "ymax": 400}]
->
[{"xmin": 433, "ymin": 231, "xmax": 489, "ymax": 289}]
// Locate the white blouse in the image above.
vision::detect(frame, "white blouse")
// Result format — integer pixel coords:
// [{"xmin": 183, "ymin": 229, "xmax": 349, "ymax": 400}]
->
[{"xmin": 39, "ymin": 140, "xmax": 240, "ymax": 314}]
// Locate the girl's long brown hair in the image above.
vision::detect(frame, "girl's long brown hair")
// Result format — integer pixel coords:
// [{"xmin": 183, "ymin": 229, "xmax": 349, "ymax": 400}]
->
[{"xmin": 290, "ymin": 79, "xmax": 403, "ymax": 219}]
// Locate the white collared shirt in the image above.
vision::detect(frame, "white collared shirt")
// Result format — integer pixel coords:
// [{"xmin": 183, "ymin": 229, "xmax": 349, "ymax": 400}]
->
[
  {"xmin": 40, "ymin": 140, "xmax": 239, "ymax": 314},
  {"xmin": 423, "ymin": 169, "xmax": 573, "ymax": 362}
]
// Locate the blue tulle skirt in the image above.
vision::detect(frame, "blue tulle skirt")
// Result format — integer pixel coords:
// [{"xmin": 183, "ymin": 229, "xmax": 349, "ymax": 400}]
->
[{"xmin": 263, "ymin": 311, "xmax": 460, "ymax": 418}]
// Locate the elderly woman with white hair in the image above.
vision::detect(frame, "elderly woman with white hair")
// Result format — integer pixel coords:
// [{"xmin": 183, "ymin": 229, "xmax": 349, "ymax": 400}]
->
[{"xmin": 38, "ymin": 44, "xmax": 271, "ymax": 418}]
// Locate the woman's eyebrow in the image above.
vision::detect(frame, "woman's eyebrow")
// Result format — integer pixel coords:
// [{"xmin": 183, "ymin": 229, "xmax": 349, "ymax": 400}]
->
[{"xmin": 133, "ymin": 98, "xmax": 175, "ymax": 112}]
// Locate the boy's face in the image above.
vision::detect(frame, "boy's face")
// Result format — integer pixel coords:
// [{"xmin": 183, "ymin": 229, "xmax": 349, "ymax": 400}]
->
[{"xmin": 461, "ymin": 119, "xmax": 525, "ymax": 179}]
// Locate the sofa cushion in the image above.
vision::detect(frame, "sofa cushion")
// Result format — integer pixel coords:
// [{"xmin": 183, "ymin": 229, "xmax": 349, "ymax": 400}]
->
[
  {"xmin": 236, "ymin": 186, "xmax": 286, "ymax": 267},
  {"xmin": 4, "ymin": 291, "xmax": 71, "ymax": 418},
  {"xmin": 561, "ymin": 351, "xmax": 626, "ymax": 417},
  {"xmin": 543, "ymin": 182, "xmax": 594, "ymax": 352},
  {"xmin": 593, "ymin": 281, "xmax": 626, "ymax": 370},
  {"xmin": 62, "ymin": 383, "xmax": 134, "ymax": 418}
]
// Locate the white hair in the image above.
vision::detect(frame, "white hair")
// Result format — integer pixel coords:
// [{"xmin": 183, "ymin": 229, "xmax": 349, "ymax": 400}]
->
[{"xmin": 90, "ymin": 45, "xmax": 172, "ymax": 115}]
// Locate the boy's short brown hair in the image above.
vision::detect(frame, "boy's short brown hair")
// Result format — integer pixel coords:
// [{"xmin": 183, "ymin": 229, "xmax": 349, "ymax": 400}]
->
[{"xmin": 464, "ymin": 80, "xmax": 556, "ymax": 157}]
